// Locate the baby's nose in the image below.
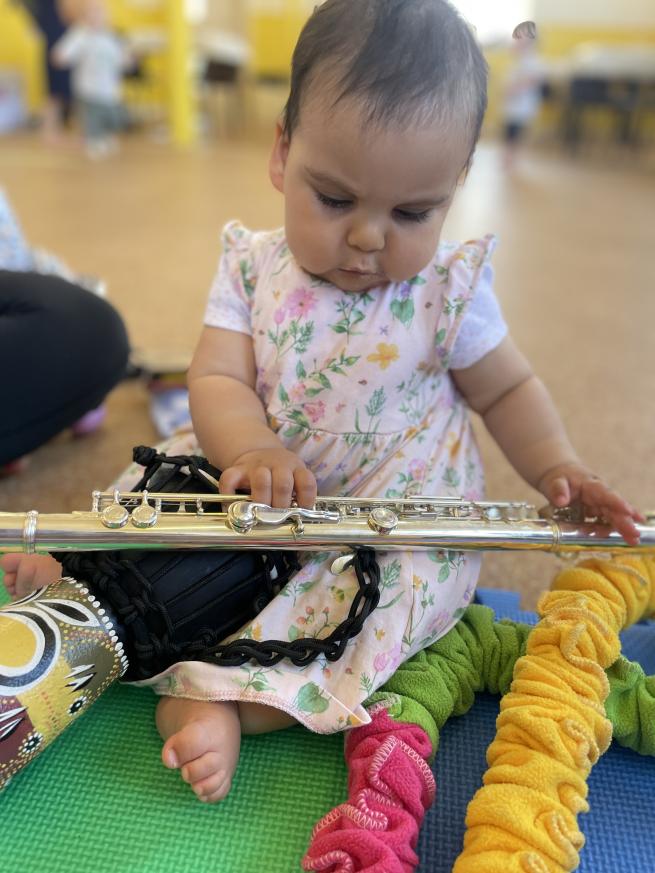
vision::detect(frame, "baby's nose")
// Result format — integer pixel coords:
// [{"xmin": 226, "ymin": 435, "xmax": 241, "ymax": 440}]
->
[{"xmin": 346, "ymin": 220, "xmax": 385, "ymax": 253}]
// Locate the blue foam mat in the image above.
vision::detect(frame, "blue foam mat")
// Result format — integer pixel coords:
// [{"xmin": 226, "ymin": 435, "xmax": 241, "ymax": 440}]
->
[{"xmin": 414, "ymin": 589, "xmax": 655, "ymax": 872}]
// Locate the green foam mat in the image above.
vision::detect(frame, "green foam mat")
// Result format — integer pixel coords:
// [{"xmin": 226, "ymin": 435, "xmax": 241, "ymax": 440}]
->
[
  {"xmin": 3, "ymin": 689, "xmax": 347, "ymax": 872},
  {"xmin": 0, "ymin": 578, "xmax": 347, "ymax": 872}
]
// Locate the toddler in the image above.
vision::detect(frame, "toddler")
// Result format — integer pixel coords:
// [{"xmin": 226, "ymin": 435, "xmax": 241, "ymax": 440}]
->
[
  {"xmin": 502, "ymin": 21, "xmax": 547, "ymax": 169},
  {"xmin": 2, "ymin": 0, "xmax": 642, "ymax": 807},
  {"xmin": 52, "ymin": 0, "xmax": 131, "ymax": 158}
]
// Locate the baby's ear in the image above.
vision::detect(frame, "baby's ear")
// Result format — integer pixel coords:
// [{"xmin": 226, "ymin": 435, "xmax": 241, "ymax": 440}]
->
[{"xmin": 269, "ymin": 120, "xmax": 290, "ymax": 193}]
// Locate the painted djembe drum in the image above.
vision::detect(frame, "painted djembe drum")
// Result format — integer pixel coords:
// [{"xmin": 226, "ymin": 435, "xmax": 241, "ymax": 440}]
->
[{"xmin": 0, "ymin": 579, "xmax": 127, "ymax": 789}]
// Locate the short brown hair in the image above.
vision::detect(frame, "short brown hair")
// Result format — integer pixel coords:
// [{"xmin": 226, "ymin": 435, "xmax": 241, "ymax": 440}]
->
[{"xmin": 283, "ymin": 0, "xmax": 488, "ymax": 155}]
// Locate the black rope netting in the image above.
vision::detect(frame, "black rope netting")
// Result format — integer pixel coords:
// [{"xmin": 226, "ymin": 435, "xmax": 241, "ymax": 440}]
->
[
  {"xmin": 55, "ymin": 447, "xmax": 381, "ymax": 676},
  {"xmin": 58, "ymin": 547, "xmax": 379, "ymax": 677}
]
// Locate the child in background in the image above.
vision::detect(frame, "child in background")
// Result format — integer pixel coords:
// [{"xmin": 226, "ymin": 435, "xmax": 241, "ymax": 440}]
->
[
  {"xmin": 502, "ymin": 20, "xmax": 547, "ymax": 169},
  {"xmin": 52, "ymin": 0, "xmax": 131, "ymax": 158},
  {"xmin": 2, "ymin": 0, "xmax": 642, "ymax": 812}
]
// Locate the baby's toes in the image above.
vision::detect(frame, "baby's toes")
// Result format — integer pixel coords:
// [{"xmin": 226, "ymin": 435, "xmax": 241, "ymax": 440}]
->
[
  {"xmin": 180, "ymin": 751, "xmax": 223, "ymax": 786},
  {"xmin": 192, "ymin": 768, "xmax": 233, "ymax": 803},
  {"xmin": 162, "ymin": 720, "xmax": 216, "ymax": 771},
  {"xmin": 180, "ymin": 751, "xmax": 234, "ymax": 802}
]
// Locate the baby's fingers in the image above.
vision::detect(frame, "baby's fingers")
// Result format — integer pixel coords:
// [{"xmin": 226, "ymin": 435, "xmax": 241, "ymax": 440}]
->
[
  {"xmin": 270, "ymin": 467, "xmax": 294, "ymax": 508},
  {"xmin": 1, "ymin": 554, "xmax": 20, "ymax": 597},
  {"xmin": 0, "ymin": 553, "xmax": 22, "ymax": 575},
  {"xmin": 218, "ymin": 466, "xmax": 250, "ymax": 497},
  {"xmin": 578, "ymin": 481, "xmax": 643, "ymax": 544},
  {"xmin": 601, "ymin": 508, "xmax": 641, "ymax": 545},
  {"xmin": 2, "ymin": 572, "xmax": 17, "ymax": 597},
  {"xmin": 220, "ymin": 465, "xmax": 277, "ymax": 506},
  {"xmin": 543, "ymin": 475, "xmax": 571, "ymax": 508},
  {"xmin": 294, "ymin": 467, "xmax": 317, "ymax": 509},
  {"xmin": 580, "ymin": 479, "xmax": 636, "ymax": 519}
]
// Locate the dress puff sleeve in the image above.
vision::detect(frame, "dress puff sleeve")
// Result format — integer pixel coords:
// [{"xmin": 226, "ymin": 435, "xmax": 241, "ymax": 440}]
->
[
  {"xmin": 446, "ymin": 236, "xmax": 508, "ymax": 370},
  {"xmin": 203, "ymin": 221, "xmax": 258, "ymax": 336}
]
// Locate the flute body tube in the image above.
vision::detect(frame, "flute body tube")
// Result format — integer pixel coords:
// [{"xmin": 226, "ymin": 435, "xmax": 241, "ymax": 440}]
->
[{"xmin": 0, "ymin": 493, "xmax": 654, "ymax": 556}]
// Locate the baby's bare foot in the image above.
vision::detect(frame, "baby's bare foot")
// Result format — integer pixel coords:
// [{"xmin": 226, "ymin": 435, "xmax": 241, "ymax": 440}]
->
[
  {"xmin": 157, "ymin": 698, "xmax": 241, "ymax": 803},
  {"xmin": 0, "ymin": 554, "xmax": 63, "ymax": 600}
]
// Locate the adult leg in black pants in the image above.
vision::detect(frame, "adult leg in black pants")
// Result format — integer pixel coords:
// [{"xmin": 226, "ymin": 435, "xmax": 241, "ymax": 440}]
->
[{"xmin": 0, "ymin": 270, "xmax": 130, "ymax": 466}]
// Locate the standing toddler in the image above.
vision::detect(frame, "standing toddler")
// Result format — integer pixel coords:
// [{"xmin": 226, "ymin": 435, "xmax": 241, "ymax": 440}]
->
[{"xmin": 52, "ymin": 0, "xmax": 131, "ymax": 158}]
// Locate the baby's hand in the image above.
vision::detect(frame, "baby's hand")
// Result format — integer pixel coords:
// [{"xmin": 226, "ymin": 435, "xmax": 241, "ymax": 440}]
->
[
  {"xmin": 218, "ymin": 448, "xmax": 317, "ymax": 508},
  {"xmin": 0, "ymin": 553, "xmax": 63, "ymax": 600},
  {"xmin": 537, "ymin": 462, "xmax": 644, "ymax": 545}
]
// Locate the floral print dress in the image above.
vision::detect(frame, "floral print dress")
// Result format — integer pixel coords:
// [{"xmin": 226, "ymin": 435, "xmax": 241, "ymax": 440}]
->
[{"xmin": 115, "ymin": 222, "xmax": 503, "ymax": 734}]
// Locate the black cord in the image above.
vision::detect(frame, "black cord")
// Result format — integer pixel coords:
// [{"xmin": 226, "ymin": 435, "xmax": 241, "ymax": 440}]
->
[
  {"xmin": 56, "ymin": 447, "xmax": 382, "ymax": 675},
  {"xmin": 199, "ymin": 548, "xmax": 380, "ymax": 667}
]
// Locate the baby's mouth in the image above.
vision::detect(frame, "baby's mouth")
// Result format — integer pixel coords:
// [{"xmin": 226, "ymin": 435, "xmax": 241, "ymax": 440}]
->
[{"xmin": 340, "ymin": 266, "xmax": 380, "ymax": 277}]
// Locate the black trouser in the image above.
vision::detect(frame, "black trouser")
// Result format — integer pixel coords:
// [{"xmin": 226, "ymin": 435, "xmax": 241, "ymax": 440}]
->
[{"xmin": 0, "ymin": 271, "xmax": 129, "ymax": 464}]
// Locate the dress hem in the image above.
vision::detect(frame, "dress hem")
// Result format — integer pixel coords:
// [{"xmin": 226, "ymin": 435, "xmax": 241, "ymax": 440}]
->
[{"xmin": 131, "ymin": 670, "xmax": 371, "ymax": 735}]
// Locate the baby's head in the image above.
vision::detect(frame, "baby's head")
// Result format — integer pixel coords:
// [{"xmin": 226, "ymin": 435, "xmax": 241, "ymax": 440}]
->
[{"xmin": 269, "ymin": 0, "xmax": 487, "ymax": 292}]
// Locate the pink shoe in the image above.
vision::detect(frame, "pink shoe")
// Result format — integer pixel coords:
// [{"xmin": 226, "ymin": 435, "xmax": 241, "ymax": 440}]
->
[
  {"xmin": 303, "ymin": 706, "xmax": 436, "ymax": 873},
  {"xmin": 71, "ymin": 404, "xmax": 107, "ymax": 436}
]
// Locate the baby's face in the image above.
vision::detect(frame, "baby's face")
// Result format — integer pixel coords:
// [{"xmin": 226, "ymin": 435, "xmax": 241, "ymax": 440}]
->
[{"xmin": 270, "ymin": 96, "xmax": 468, "ymax": 292}]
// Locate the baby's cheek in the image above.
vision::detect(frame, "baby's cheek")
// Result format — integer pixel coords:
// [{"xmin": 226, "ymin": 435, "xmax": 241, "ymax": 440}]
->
[
  {"xmin": 387, "ymin": 234, "xmax": 436, "ymax": 282},
  {"xmin": 289, "ymin": 221, "xmax": 335, "ymax": 274}
]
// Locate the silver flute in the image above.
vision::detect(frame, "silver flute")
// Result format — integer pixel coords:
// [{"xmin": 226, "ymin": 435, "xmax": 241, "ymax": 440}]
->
[{"xmin": 1, "ymin": 490, "xmax": 654, "ymax": 566}]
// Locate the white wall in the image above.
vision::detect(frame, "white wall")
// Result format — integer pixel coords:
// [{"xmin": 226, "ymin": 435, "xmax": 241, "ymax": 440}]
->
[
  {"xmin": 534, "ymin": 0, "xmax": 655, "ymax": 27},
  {"xmin": 199, "ymin": 0, "xmax": 655, "ymax": 41},
  {"xmin": 454, "ymin": 1, "xmax": 534, "ymax": 43}
]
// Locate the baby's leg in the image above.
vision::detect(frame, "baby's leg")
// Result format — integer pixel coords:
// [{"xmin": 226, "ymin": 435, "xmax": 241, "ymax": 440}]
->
[
  {"xmin": 0, "ymin": 553, "xmax": 63, "ymax": 599},
  {"xmin": 156, "ymin": 697, "xmax": 296, "ymax": 803}
]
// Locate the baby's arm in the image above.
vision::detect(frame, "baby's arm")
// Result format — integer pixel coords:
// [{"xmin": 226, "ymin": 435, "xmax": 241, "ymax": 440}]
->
[
  {"xmin": 452, "ymin": 336, "xmax": 643, "ymax": 544},
  {"xmin": 188, "ymin": 326, "xmax": 316, "ymax": 508}
]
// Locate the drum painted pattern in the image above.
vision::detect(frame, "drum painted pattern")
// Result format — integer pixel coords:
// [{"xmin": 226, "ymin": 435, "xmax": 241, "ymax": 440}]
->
[{"xmin": 0, "ymin": 578, "xmax": 128, "ymax": 789}]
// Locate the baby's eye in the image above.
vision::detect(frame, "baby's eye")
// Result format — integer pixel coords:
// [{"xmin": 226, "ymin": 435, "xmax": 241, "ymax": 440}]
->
[
  {"xmin": 316, "ymin": 191, "xmax": 353, "ymax": 210},
  {"xmin": 394, "ymin": 208, "xmax": 433, "ymax": 224}
]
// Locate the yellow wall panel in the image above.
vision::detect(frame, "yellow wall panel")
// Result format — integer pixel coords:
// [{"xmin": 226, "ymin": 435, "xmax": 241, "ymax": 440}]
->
[
  {"xmin": 0, "ymin": 0, "xmax": 45, "ymax": 111},
  {"xmin": 249, "ymin": 11, "xmax": 305, "ymax": 79},
  {"xmin": 539, "ymin": 25, "xmax": 655, "ymax": 57}
]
